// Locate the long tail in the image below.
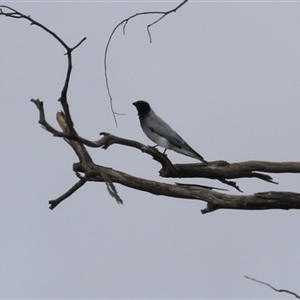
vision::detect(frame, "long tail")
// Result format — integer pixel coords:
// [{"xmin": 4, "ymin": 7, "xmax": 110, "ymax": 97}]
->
[
  {"xmin": 181, "ymin": 144, "xmax": 215, "ymax": 168},
  {"xmin": 192, "ymin": 151, "xmax": 214, "ymax": 168},
  {"xmin": 199, "ymin": 157, "xmax": 215, "ymax": 168}
]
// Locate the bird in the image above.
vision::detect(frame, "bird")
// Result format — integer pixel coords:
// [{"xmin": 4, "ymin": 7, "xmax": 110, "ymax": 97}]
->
[{"xmin": 132, "ymin": 100, "xmax": 213, "ymax": 167}]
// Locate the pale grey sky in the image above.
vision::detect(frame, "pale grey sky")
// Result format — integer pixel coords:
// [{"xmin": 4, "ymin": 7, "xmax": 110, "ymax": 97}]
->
[{"xmin": 1, "ymin": 1, "xmax": 300, "ymax": 298}]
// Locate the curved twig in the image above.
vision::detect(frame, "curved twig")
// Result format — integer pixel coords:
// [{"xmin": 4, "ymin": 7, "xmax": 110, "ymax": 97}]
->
[
  {"xmin": 104, "ymin": 0, "xmax": 188, "ymax": 126},
  {"xmin": 245, "ymin": 276, "xmax": 300, "ymax": 299}
]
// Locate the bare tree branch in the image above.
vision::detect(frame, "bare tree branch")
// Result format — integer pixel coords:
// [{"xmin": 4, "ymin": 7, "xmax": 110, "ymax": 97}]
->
[
  {"xmin": 3, "ymin": 7, "xmax": 300, "ymax": 300},
  {"xmin": 49, "ymin": 178, "xmax": 87, "ymax": 210},
  {"xmin": 0, "ymin": 5, "xmax": 87, "ymax": 133},
  {"xmin": 44, "ymin": 129, "xmax": 300, "ymax": 191},
  {"xmin": 71, "ymin": 162, "xmax": 300, "ymax": 213},
  {"xmin": 3, "ymin": 4, "xmax": 300, "ymax": 216},
  {"xmin": 104, "ymin": 0, "xmax": 188, "ymax": 126},
  {"xmin": 31, "ymin": 100, "xmax": 93, "ymax": 164},
  {"xmin": 245, "ymin": 276, "xmax": 300, "ymax": 299}
]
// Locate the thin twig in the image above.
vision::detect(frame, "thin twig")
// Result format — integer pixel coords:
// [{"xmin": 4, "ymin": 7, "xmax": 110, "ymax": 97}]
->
[
  {"xmin": 104, "ymin": 0, "xmax": 188, "ymax": 126},
  {"xmin": 245, "ymin": 276, "xmax": 300, "ymax": 299},
  {"xmin": 0, "ymin": 5, "xmax": 86, "ymax": 132},
  {"xmin": 70, "ymin": 37, "xmax": 87, "ymax": 52},
  {"xmin": 0, "ymin": 6, "xmax": 69, "ymax": 49}
]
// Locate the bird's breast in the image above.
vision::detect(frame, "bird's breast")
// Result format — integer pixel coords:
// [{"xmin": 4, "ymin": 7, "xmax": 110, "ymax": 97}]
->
[{"xmin": 142, "ymin": 125, "xmax": 170, "ymax": 148}]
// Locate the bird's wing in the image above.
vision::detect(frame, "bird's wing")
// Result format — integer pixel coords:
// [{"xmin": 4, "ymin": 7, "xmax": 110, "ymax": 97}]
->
[
  {"xmin": 145, "ymin": 110, "xmax": 209, "ymax": 163},
  {"xmin": 145, "ymin": 112, "xmax": 185, "ymax": 148},
  {"xmin": 143, "ymin": 110, "xmax": 211, "ymax": 165}
]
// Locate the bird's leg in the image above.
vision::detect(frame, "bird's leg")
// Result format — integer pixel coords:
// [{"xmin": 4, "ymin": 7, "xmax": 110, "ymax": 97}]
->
[
  {"xmin": 150, "ymin": 144, "xmax": 159, "ymax": 149},
  {"xmin": 149, "ymin": 145, "xmax": 168, "ymax": 157}
]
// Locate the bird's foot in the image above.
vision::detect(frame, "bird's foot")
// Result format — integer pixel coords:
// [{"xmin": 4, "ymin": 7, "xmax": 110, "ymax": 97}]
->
[{"xmin": 149, "ymin": 144, "xmax": 159, "ymax": 150}]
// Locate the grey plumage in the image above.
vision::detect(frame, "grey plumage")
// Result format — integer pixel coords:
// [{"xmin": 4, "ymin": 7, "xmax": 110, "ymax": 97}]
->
[{"xmin": 132, "ymin": 100, "xmax": 213, "ymax": 167}]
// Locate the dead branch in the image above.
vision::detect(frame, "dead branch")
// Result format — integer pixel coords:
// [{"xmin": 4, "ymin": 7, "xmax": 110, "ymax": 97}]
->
[
  {"xmin": 2, "ymin": 4, "xmax": 300, "ymax": 215},
  {"xmin": 245, "ymin": 276, "xmax": 300, "ymax": 299},
  {"xmin": 27, "ymin": 98, "xmax": 300, "ymax": 211},
  {"xmin": 49, "ymin": 178, "xmax": 87, "ymax": 210},
  {"xmin": 44, "ymin": 129, "xmax": 300, "ymax": 191},
  {"xmin": 104, "ymin": 0, "xmax": 188, "ymax": 125},
  {"xmin": 70, "ymin": 161, "xmax": 300, "ymax": 214},
  {"xmin": 26, "ymin": 96, "xmax": 300, "ymax": 211},
  {"xmin": 0, "ymin": 5, "xmax": 87, "ymax": 133}
]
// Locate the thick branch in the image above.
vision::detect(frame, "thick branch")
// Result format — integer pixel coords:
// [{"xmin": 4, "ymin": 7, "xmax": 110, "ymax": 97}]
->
[
  {"xmin": 167, "ymin": 161, "xmax": 294, "ymax": 181},
  {"xmin": 32, "ymin": 100, "xmax": 300, "ymax": 211},
  {"xmin": 49, "ymin": 131, "xmax": 242, "ymax": 190},
  {"xmin": 48, "ymin": 130, "xmax": 300, "ymax": 189},
  {"xmin": 72, "ymin": 162, "xmax": 300, "ymax": 214}
]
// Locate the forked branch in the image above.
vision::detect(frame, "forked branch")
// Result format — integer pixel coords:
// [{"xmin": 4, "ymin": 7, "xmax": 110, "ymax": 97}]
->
[
  {"xmin": 38, "ymin": 127, "xmax": 300, "ymax": 191},
  {"xmin": 0, "ymin": 5, "xmax": 87, "ymax": 132},
  {"xmin": 2, "ymin": 4, "xmax": 300, "ymax": 215}
]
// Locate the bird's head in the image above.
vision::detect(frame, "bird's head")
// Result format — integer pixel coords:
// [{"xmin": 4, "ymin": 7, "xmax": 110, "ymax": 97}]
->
[{"xmin": 132, "ymin": 100, "xmax": 151, "ymax": 116}]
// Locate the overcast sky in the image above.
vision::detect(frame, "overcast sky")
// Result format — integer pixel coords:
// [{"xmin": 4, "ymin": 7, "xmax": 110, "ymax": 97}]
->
[{"xmin": 1, "ymin": 1, "xmax": 300, "ymax": 299}]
